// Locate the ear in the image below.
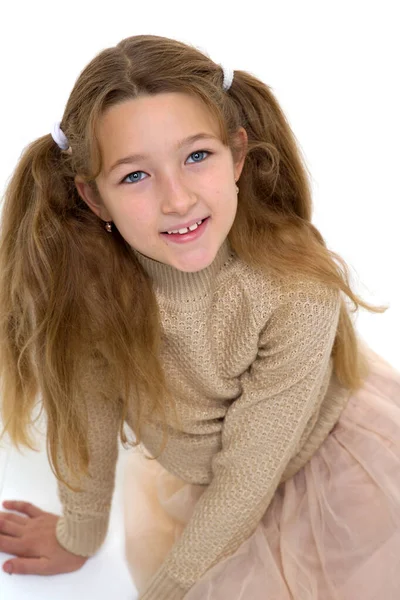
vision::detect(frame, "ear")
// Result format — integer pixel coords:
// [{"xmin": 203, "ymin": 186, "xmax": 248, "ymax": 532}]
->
[
  {"xmin": 233, "ymin": 127, "xmax": 248, "ymax": 182},
  {"xmin": 74, "ymin": 176, "xmax": 113, "ymax": 221}
]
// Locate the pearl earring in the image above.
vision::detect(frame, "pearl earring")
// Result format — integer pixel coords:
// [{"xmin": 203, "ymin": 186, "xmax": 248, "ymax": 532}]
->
[{"xmin": 235, "ymin": 184, "xmax": 239, "ymax": 193}]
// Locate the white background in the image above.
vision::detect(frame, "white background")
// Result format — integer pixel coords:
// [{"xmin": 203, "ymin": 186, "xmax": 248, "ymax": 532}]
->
[{"xmin": 0, "ymin": 1, "xmax": 399, "ymax": 598}]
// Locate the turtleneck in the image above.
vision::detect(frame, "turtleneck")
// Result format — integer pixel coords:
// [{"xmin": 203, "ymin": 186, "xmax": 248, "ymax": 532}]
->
[{"xmin": 131, "ymin": 238, "xmax": 236, "ymax": 304}]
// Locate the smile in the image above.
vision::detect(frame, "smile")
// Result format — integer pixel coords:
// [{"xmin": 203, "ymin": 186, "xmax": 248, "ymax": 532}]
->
[{"xmin": 160, "ymin": 217, "xmax": 210, "ymax": 244}]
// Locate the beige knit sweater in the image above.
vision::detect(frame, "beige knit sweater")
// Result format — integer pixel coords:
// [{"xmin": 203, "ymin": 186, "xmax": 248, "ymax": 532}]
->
[{"xmin": 55, "ymin": 238, "xmax": 352, "ymax": 599}]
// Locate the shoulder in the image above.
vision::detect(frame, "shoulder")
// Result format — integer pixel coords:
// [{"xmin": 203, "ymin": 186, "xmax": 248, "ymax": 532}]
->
[{"xmin": 232, "ymin": 257, "xmax": 340, "ymax": 329}]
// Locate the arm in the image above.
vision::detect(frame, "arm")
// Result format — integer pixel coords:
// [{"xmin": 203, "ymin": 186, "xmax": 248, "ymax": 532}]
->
[
  {"xmin": 141, "ymin": 280, "xmax": 341, "ymax": 600},
  {"xmin": 0, "ymin": 351, "xmax": 122, "ymax": 575},
  {"xmin": 55, "ymin": 354, "xmax": 122, "ymax": 557}
]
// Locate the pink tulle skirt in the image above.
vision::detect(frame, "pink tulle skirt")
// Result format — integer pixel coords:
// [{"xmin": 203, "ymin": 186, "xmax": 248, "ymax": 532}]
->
[{"xmin": 123, "ymin": 342, "xmax": 400, "ymax": 599}]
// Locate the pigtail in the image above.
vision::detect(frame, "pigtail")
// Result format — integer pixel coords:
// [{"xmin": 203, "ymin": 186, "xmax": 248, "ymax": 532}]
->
[
  {"xmin": 0, "ymin": 135, "xmax": 90, "ymax": 474},
  {"xmin": 224, "ymin": 70, "xmax": 388, "ymax": 390}
]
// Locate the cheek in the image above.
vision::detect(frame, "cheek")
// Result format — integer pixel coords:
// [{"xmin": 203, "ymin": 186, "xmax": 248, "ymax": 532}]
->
[
  {"xmin": 116, "ymin": 200, "xmax": 155, "ymax": 234},
  {"xmin": 215, "ymin": 186, "xmax": 237, "ymax": 208}
]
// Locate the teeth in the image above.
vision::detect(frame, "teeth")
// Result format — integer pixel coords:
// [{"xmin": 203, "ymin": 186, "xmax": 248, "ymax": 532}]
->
[{"xmin": 166, "ymin": 219, "xmax": 204, "ymax": 235}]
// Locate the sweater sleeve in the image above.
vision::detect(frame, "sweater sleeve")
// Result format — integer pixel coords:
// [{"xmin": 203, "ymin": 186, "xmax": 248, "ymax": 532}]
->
[
  {"xmin": 140, "ymin": 280, "xmax": 342, "ymax": 599},
  {"xmin": 55, "ymin": 352, "xmax": 122, "ymax": 557}
]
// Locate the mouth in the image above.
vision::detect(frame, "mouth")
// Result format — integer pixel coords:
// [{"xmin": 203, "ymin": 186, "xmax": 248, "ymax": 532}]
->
[
  {"xmin": 161, "ymin": 217, "xmax": 209, "ymax": 235},
  {"xmin": 160, "ymin": 216, "xmax": 210, "ymax": 243}
]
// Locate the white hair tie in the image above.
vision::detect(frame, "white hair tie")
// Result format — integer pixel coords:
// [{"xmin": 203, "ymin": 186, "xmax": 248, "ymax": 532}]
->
[
  {"xmin": 51, "ymin": 121, "xmax": 71, "ymax": 152},
  {"xmin": 221, "ymin": 65, "xmax": 234, "ymax": 91}
]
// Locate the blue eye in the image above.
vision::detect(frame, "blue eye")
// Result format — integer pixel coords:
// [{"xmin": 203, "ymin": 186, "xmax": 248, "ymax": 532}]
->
[
  {"xmin": 186, "ymin": 150, "xmax": 209, "ymax": 163},
  {"xmin": 122, "ymin": 171, "xmax": 146, "ymax": 184}
]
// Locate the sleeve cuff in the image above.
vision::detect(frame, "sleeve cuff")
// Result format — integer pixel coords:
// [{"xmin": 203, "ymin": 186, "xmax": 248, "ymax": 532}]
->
[
  {"xmin": 56, "ymin": 514, "xmax": 109, "ymax": 557},
  {"xmin": 140, "ymin": 565, "xmax": 188, "ymax": 600}
]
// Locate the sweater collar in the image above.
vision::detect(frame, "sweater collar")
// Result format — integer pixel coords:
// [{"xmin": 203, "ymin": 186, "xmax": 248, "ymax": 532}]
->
[{"xmin": 131, "ymin": 238, "xmax": 235, "ymax": 303}]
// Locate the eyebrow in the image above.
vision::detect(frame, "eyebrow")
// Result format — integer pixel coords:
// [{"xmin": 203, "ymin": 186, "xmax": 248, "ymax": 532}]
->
[{"xmin": 107, "ymin": 132, "xmax": 220, "ymax": 175}]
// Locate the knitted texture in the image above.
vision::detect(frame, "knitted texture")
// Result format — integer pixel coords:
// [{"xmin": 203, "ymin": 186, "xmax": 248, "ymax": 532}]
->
[
  {"xmin": 55, "ymin": 353, "xmax": 121, "ymax": 556},
  {"xmin": 55, "ymin": 238, "xmax": 351, "ymax": 599}
]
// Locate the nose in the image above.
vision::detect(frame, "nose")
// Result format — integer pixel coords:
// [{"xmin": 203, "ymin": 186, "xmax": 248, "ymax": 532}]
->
[{"xmin": 159, "ymin": 174, "xmax": 198, "ymax": 215}]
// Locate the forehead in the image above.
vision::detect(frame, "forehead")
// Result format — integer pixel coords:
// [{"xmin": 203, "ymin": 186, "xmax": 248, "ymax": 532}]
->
[{"xmin": 97, "ymin": 92, "xmax": 221, "ymax": 141}]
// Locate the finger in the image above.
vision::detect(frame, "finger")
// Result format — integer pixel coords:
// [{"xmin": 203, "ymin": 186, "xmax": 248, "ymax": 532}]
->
[
  {"xmin": 2, "ymin": 501, "xmax": 43, "ymax": 519},
  {"xmin": 0, "ymin": 518, "xmax": 23, "ymax": 537},
  {"xmin": 0, "ymin": 534, "xmax": 22, "ymax": 555},
  {"xmin": 0, "ymin": 512, "xmax": 28, "ymax": 526},
  {"xmin": 3, "ymin": 557, "xmax": 48, "ymax": 576}
]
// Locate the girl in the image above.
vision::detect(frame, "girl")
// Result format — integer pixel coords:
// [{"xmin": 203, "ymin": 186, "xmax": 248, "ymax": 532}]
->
[{"xmin": 0, "ymin": 34, "xmax": 399, "ymax": 600}]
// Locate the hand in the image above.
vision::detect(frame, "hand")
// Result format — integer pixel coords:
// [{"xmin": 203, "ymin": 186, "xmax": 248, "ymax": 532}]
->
[{"xmin": 0, "ymin": 500, "xmax": 88, "ymax": 575}]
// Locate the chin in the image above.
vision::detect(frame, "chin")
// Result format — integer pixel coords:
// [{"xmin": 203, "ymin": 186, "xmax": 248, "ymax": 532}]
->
[{"xmin": 172, "ymin": 251, "xmax": 215, "ymax": 273}]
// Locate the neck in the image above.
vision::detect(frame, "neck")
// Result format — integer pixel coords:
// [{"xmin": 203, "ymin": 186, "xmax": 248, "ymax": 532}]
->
[{"xmin": 131, "ymin": 238, "xmax": 235, "ymax": 304}]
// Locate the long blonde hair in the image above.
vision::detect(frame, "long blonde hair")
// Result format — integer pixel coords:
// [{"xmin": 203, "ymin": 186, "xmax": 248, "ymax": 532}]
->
[{"xmin": 0, "ymin": 34, "xmax": 387, "ymax": 484}]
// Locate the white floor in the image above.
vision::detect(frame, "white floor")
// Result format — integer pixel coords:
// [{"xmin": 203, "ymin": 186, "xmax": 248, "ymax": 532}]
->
[{"xmin": 0, "ymin": 433, "xmax": 136, "ymax": 600}]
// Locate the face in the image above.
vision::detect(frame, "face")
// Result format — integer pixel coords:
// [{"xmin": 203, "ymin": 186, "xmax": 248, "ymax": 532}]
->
[{"xmin": 76, "ymin": 92, "xmax": 247, "ymax": 272}]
